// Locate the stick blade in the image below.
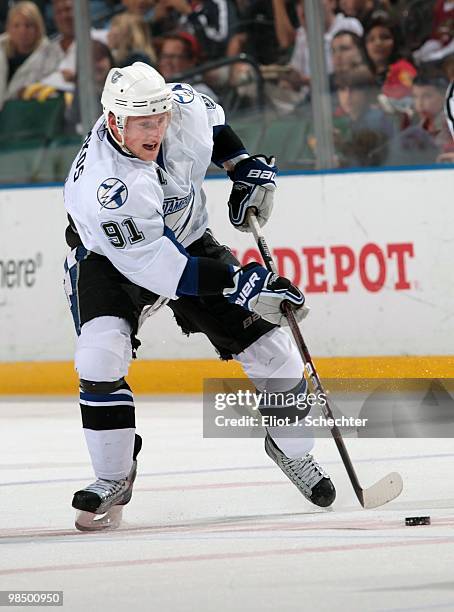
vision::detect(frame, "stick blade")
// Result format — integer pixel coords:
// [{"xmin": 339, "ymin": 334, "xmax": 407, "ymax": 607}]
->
[{"xmin": 360, "ymin": 472, "xmax": 403, "ymax": 509}]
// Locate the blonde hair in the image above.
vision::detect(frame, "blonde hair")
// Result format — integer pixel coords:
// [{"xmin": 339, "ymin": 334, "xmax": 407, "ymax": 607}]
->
[
  {"xmin": 110, "ymin": 13, "xmax": 156, "ymax": 65},
  {"xmin": 6, "ymin": 1, "xmax": 45, "ymax": 57}
]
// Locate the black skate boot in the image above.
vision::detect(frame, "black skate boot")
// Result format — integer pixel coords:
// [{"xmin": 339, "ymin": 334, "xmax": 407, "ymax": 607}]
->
[
  {"xmin": 265, "ymin": 433, "xmax": 335, "ymax": 508},
  {"xmin": 73, "ymin": 434, "xmax": 142, "ymax": 531}
]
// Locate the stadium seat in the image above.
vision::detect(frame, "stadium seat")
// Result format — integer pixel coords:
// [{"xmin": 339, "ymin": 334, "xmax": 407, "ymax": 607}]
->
[
  {"xmin": 229, "ymin": 114, "xmax": 264, "ymax": 153},
  {"xmin": 256, "ymin": 113, "xmax": 315, "ymax": 168},
  {"xmin": 0, "ymin": 141, "xmax": 50, "ymax": 184},
  {"xmin": 0, "ymin": 97, "xmax": 67, "ymax": 183},
  {"xmin": 0, "ymin": 97, "xmax": 65, "ymax": 144}
]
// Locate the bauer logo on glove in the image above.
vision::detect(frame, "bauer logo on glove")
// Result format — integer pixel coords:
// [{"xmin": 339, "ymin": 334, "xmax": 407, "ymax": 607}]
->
[
  {"xmin": 228, "ymin": 155, "xmax": 277, "ymax": 232},
  {"xmin": 224, "ymin": 262, "xmax": 308, "ymax": 327},
  {"xmin": 232, "ymin": 270, "xmax": 262, "ymax": 307}
]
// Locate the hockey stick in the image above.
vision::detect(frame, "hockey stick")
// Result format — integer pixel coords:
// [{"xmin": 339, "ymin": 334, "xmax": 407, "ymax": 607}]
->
[{"xmin": 247, "ymin": 211, "xmax": 403, "ymax": 509}]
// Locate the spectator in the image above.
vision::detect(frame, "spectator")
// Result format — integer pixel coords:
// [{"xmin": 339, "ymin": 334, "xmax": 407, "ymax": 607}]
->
[
  {"xmin": 208, "ymin": 0, "xmax": 296, "ymax": 107},
  {"xmin": 108, "ymin": 13, "xmax": 157, "ymax": 66},
  {"xmin": 272, "ymin": 0, "xmax": 298, "ymax": 51},
  {"xmin": 430, "ymin": 0, "xmax": 454, "ymax": 46},
  {"xmin": 330, "ymin": 31, "xmax": 367, "ymax": 129},
  {"xmin": 22, "ymin": 0, "xmax": 76, "ymax": 97},
  {"xmin": 157, "ymin": 32, "xmax": 218, "ymax": 99},
  {"xmin": 331, "ymin": 30, "xmax": 365, "ymax": 75},
  {"xmin": 0, "ymin": 1, "xmax": 58, "ymax": 109},
  {"xmin": 412, "ymin": 0, "xmax": 454, "ymax": 65},
  {"xmin": 153, "ymin": 0, "xmax": 238, "ymax": 62},
  {"xmin": 227, "ymin": 0, "xmax": 299, "ymax": 68},
  {"xmin": 334, "ymin": 64, "xmax": 394, "ymax": 166},
  {"xmin": 337, "ymin": 0, "xmax": 391, "ymax": 26},
  {"xmin": 363, "ymin": 11, "xmax": 417, "ymax": 102},
  {"xmin": 412, "ymin": 71, "xmax": 452, "ymax": 152},
  {"xmin": 384, "ymin": 70, "xmax": 453, "ymax": 166},
  {"xmin": 22, "ymin": 0, "xmax": 111, "ymax": 101},
  {"xmin": 277, "ymin": 0, "xmax": 363, "ymax": 98},
  {"xmin": 289, "ymin": 0, "xmax": 363, "ymax": 83}
]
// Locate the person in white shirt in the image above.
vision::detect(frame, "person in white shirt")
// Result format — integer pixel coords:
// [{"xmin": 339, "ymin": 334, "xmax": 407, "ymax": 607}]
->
[
  {"xmin": 290, "ymin": 0, "xmax": 364, "ymax": 80},
  {"xmin": 0, "ymin": 1, "xmax": 59, "ymax": 109},
  {"xmin": 64, "ymin": 62, "xmax": 336, "ymax": 530}
]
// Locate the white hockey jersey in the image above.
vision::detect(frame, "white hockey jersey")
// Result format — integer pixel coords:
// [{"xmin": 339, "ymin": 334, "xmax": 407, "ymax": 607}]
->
[
  {"xmin": 64, "ymin": 83, "xmax": 225, "ymax": 299},
  {"xmin": 446, "ymin": 81, "xmax": 454, "ymax": 139}
]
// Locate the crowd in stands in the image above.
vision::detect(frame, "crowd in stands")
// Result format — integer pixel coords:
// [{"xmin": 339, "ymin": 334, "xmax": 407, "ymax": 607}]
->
[{"xmin": 0, "ymin": 0, "xmax": 453, "ymax": 172}]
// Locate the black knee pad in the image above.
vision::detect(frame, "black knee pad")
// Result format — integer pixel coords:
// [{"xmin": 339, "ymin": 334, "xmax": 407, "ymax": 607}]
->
[{"xmin": 79, "ymin": 377, "xmax": 135, "ymax": 430}]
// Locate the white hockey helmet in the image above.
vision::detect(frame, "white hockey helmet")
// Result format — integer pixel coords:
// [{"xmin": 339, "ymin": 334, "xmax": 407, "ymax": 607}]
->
[{"xmin": 101, "ymin": 62, "xmax": 172, "ymax": 150}]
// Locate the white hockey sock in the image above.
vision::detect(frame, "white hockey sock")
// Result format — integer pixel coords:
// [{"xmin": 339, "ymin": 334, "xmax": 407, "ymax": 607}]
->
[
  {"xmin": 267, "ymin": 420, "xmax": 314, "ymax": 458},
  {"xmin": 83, "ymin": 428, "xmax": 135, "ymax": 480}
]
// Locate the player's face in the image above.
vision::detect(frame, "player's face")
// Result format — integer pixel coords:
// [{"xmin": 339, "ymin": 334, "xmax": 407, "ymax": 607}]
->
[{"xmin": 122, "ymin": 113, "xmax": 171, "ymax": 162}]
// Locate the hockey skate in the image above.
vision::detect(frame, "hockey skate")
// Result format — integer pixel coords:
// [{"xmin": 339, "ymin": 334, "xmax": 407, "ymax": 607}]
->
[
  {"xmin": 73, "ymin": 434, "xmax": 142, "ymax": 531},
  {"xmin": 265, "ymin": 433, "xmax": 336, "ymax": 508}
]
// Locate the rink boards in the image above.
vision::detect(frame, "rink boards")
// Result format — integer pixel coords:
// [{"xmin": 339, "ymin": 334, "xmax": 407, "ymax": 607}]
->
[{"xmin": 0, "ymin": 166, "xmax": 453, "ymax": 392}]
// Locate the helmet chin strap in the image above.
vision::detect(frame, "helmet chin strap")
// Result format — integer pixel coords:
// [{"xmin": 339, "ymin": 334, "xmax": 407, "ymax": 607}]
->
[{"xmin": 106, "ymin": 113, "xmax": 135, "ymax": 156}]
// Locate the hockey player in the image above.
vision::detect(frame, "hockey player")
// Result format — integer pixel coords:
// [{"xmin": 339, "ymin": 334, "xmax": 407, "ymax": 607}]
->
[
  {"xmin": 63, "ymin": 62, "xmax": 336, "ymax": 530},
  {"xmin": 446, "ymin": 80, "xmax": 454, "ymax": 139}
]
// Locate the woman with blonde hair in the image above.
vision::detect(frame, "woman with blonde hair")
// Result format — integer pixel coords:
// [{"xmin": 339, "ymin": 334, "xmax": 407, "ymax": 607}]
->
[
  {"xmin": 0, "ymin": 1, "xmax": 60, "ymax": 109},
  {"xmin": 107, "ymin": 13, "xmax": 157, "ymax": 67}
]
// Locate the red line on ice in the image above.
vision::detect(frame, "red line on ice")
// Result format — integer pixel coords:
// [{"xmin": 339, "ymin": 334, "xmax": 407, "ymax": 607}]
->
[{"xmin": 1, "ymin": 536, "xmax": 454, "ymax": 576}]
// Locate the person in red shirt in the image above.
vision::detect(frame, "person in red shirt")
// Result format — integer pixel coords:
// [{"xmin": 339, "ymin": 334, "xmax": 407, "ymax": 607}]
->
[{"xmin": 363, "ymin": 11, "xmax": 416, "ymax": 100}]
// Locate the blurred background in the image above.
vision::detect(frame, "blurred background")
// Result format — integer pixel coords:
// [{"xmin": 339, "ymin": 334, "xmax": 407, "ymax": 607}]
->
[{"xmin": 0, "ymin": 0, "xmax": 453, "ymax": 184}]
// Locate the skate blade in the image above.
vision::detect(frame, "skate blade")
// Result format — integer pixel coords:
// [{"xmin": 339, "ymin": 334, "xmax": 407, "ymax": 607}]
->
[{"xmin": 75, "ymin": 505, "xmax": 124, "ymax": 532}]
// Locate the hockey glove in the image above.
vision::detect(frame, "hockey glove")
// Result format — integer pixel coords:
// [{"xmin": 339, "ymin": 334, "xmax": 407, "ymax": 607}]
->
[
  {"xmin": 223, "ymin": 262, "xmax": 308, "ymax": 326},
  {"xmin": 227, "ymin": 155, "xmax": 277, "ymax": 232}
]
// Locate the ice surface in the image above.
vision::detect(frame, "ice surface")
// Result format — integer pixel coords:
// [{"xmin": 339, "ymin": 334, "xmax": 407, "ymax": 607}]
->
[{"xmin": 1, "ymin": 397, "xmax": 453, "ymax": 612}]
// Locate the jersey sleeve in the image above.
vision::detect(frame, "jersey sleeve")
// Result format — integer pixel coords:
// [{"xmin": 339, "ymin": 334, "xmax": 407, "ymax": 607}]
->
[
  {"xmin": 96, "ymin": 171, "xmax": 188, "ymax": 299},
  {"xmin": 446, "ymin": 82, "xmax": 454, "ymax": 139},
  {"xmin": 194, "ymin": 87, "xmax": 225, "ymax": 128}
]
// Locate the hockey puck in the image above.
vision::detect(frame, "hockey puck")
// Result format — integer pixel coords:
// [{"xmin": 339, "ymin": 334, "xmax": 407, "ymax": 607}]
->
[{"xmin": 405, "ymin": 516, "xmax": 431, "ymax": 526}]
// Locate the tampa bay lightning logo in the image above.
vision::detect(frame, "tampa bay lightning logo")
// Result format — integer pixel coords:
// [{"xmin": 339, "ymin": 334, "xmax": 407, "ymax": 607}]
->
[
  {"xmin": 111, "ymin": 70, "xmax": 123, "ymax": 83},
  {"xmin": 97, "ymin": 178, "xmax": 128, "ymax": 209},
  {"xmin": 172, "ymin": 83, "xmax": 195, "ymax": 104},
  {"xmin": 201, "ymin": 94, "xmax": 216, "ymax": 109}
]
